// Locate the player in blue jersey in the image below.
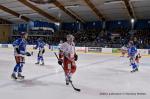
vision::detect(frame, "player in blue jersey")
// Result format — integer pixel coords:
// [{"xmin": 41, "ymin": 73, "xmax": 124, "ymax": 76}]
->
[
  {"xmin": 11, "ymin": 32, "xmax": 31, "ymax": 80},
  {"xmin": 127, "ymin": 41, "xmax": 139, "ymax": 72},
  {"xmin": 34, "ymin": 37, "xmax": 45, "ymax": 65}
]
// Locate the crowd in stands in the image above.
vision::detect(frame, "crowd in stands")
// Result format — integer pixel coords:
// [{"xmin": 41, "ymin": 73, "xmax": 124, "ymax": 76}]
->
[
  {"xmin": 9, "ymin": 19, "xmax": 150, "ymax": 49},
  {"xmin": 9, "ymin": 28, "xmax": 150, "ymax": 49},
  {"xmin": 132, "ymin": 30, "xmax": 150, "ymax": 49}
]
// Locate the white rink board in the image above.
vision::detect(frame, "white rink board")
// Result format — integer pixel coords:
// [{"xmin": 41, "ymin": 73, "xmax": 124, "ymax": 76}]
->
[
  {"xmin": 102, "ymin": 48, "xmax": 112, "ymax": 53},
  {"xmin": 0, "ymin": 44, "xmax": 149, "ymax": 55}
]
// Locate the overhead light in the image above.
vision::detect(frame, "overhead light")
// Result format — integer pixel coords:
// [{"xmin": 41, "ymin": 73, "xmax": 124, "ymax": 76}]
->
[
  {"xmin": 48, "ymin": 4, "xmax": 80, "ymax": 10},
  {"xmin": 48, "ymin": 7, "xmax": 58, "ymax": 10},
  {"xmin": 118, "ymin": 21, "xmax": 121, "ymax": 24},
  {"xmin": 104, "ymin": 0, "xmax": 123, "ymax": 5},
  {"xmin": 65, "ymin": 4, "xmax": 80, "ymax": 9},
  {"xmin": 55, "ymin": 22, "xmax": 60, "ymax": 26},
  {"xmin": 29, "ymin": 0, "xmax": 56, "ymax": 4},
  {"xmin": 93, "ymin": 22, "xmax": 96, "ymax": 26},
  {"xmin": 131, "ymin": 18, "xmax": 135, "ymax": 23}
]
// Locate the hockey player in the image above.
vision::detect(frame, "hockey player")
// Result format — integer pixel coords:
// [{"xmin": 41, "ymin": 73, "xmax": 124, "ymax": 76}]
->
[
  {"xmin": 58, "ymin": 34, "xmax": 78, "ymax": 85},
  {"xmin": 34, "ymin": 37, "xmax": 45, "ymax": 65},
  {"xmin": 135, "ymin": 52, "xmax": 141, "ymax": 67},
  {"xmin": 120, "ymin": 45, "xmax": 127, "ymax": 57},
  {"xmin": 11, "ymin": 32, "xmax": 31, "ymax": 80},
  {"xmin": 127, "ymin": 41, "xmax": 139, "ymax": 72}
]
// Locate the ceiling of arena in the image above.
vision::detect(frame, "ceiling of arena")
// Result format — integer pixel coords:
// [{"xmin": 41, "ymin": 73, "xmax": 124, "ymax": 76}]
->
[{"xmin": 0, "ymin": 0, "xmax": 149, "ymax": 23}]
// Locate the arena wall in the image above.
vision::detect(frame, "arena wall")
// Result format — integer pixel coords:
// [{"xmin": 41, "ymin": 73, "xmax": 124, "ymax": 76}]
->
[
  {"xmin": 0, "ymin": 25, "xmax": 11, "ymax": 42},
  {"xmin": 0, "ymin": 44, "xmax": 149, "ymax": 55}
]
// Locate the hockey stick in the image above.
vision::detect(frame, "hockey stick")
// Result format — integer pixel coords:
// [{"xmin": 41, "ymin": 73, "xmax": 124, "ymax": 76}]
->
[{"xmin": 54, "ymin": 52, "xmax": 81, "ymax": 92}]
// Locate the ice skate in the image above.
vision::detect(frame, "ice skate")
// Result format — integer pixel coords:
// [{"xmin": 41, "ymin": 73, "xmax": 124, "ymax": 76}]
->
[
  {"xmin": 135, "ymin": 68, "xmax": 138, "ymax": 72},
  {"xmin": 11, "ymin": 73, "xmax": 17, "ymax": 80},
  {"xmin": 17, "ymin": 73, "xmax": 25, "ymax": 79},
  {"xmin": 35, "ymin": 62, "xmax": 39, "ymax": 65},
  {"xmin": 66, "ymin": 79, "xmax": 69, "ymax": 85},
  {"xmin": 40, "ymin": 62, "xmax": 45, "ymax": 66}
]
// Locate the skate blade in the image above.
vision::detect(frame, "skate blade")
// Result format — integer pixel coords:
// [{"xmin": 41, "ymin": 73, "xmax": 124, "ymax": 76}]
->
[
  {"xmin": 131, "ymin": 70, "xmax": 135, "ymax": 73},
  {"xmin": 131, "ymin": 70, "xmax": 138, "ymax": 73},
  {"xmin": 17, "ymin": 77, "xmax": 25, "ymax": 80}
]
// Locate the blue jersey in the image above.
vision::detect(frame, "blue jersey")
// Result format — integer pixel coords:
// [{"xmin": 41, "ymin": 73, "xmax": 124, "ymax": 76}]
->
[
  {"xmin": 13, "ymin": 38, "xmax": 27, "ymax": 56},
  {"xmin": 35, "ymin": 40, "xmax": 45, "ymax": 50},
  {"xmin": 128, "ymin": 46, "xmax": 137, "ymax": 57}
]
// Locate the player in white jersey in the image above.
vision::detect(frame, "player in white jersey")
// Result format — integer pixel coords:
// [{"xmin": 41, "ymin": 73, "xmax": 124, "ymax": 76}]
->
[
  {"xmin": 135, "ymin": 52, "xmax": 141, "ymax": 66},
  {"xmin": 58, "ymin": 34, "xmax": 78, "ymax": 85},
  {"xmin": 120, "ymin": 45, "xmax": 128, "ymax": 57}
]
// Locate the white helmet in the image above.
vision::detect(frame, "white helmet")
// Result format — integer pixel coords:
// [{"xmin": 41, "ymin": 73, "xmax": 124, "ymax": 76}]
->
[{"xmin": 66, "ymin": 34, "xmax": 74, "ymax": 41}]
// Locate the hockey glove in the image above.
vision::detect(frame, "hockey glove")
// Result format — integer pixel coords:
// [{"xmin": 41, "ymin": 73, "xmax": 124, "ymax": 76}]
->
[
  {"xmin": 16, "ymin": 48, "xmax": 20, "ymax": 54},
  {"xmin": 58, "ymin": 59, "xmax": 62, "ymax": 65},
  {"xmin": 26, "ymin": 52, "xmax": 31, "ymax": 56},
  {"xmin": 74, "ymin": 54, "xmax": 78, "ymax": 61}
]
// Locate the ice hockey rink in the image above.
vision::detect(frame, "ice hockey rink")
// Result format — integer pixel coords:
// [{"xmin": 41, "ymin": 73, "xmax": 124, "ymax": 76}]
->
[{"xmin": 0, "ymin": 47, "xmax": 150, "ymax": 99}]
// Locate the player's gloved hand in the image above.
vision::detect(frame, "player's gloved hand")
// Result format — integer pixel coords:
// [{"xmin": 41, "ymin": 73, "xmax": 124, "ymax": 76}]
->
[
  {"xmin": 16, "ymin": 48, "xmax": 20, "ymax": 54},
  {"xmin": 58, "ymin": 59, "xmax": 62, "ymax": 65},
  {"xmin": 42, "ymin": 49, "xmax": 45, "ymax": 54},
  {"xmin": 26, "ymin": 52, "xmax": 31, "ymax": 56},
  {"xmin": 137, "ymin": 54, "xmax": 141, "ymax": 58},
  {"xmin": 74, "ymin": 54, "xmax": 78, "ymax": 61}
]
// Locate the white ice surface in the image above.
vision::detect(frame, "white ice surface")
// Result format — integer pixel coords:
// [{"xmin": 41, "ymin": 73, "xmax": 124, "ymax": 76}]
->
[{"xmin": 0, "ymin": 48, "xmax": 150, "ymax": 99}]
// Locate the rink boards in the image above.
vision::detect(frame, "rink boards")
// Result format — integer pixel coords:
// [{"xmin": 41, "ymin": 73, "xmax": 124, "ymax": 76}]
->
[{"xmin": 0, "ymin": 44, "xmax": 149, "ymax": 56}]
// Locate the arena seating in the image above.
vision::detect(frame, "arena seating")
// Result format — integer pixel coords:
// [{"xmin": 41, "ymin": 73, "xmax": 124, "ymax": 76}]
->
[{"xmin": 10, "ymin": 19, "xmax": 150, "ymax": 48}]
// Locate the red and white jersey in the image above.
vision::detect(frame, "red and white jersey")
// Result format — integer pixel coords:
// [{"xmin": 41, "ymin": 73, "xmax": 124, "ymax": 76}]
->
[
  {"xmin": 121, "ymin": 46, "xmax": 127, "ymax": 51},
  {"xmin": 60, "ymin": 42, "xmax": 75, "ymax": 58}
]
